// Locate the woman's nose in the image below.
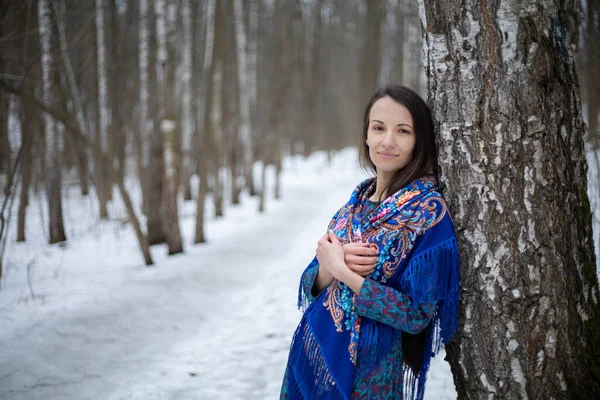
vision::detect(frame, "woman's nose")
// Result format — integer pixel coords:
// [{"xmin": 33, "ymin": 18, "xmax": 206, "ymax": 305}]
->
[{"xmin": 381, "ymin": 131, "xmax": 395, "ymax": 148}]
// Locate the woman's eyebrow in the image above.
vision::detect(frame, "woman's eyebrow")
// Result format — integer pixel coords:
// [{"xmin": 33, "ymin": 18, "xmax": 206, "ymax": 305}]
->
[{"xmin": 371, "ymin": 119, "xmax": 413, "ymax": 128}]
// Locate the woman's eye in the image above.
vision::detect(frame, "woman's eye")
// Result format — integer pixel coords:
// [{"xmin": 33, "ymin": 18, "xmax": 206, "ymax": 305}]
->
[
  {"xmin": 399, "ymin": 129, "xmax": 410, "ymax": 134},
  {"xmin": 373, "ymin": 126, "xmax": 384, "ymax": 131}
]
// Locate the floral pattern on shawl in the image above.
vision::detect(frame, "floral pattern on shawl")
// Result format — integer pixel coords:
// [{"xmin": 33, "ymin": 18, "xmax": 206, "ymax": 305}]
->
[{"xmin": 324, "ymin": 177, "xmax": 446, "ymax": 364}]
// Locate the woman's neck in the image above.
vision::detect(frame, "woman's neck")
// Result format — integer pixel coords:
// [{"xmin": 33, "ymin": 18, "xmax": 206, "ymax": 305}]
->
[{"xmin": 371, "ymin": 175, "xmax": 391, "ymax": 202}]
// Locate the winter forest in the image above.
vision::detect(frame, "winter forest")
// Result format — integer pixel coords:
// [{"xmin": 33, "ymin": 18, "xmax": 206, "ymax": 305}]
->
[{"xmin": 1, "ymin": 0, "xmax": 600, "ymax": 399}]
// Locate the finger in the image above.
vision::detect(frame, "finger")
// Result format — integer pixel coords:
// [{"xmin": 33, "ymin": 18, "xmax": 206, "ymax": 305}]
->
[
  {"xmin": 328, "ymin": 230, "xmax": 341, "ymax": 245},
  {"xmin": 347, "ymin": 264, "xmax": 374, "ymax": 276},
  {"xmin": 347, "ymin": 262, "xmax": 375, "ymax": 272},
  {"xmin": 345, "ymin": 244, "xmax": 378, "ymax": 256},
  {"xmin": 346, "ymin": 255, "xmax": 378, "ymax": 265},
  {"xmin": 360, "ymin": 247, "xmax": 379, "ymax": 256}
]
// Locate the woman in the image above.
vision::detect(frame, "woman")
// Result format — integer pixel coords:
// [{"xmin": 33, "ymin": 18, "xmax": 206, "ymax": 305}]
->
[{"xmin": 280, "ymin": 85, "xmax": 460, "ymax": 400}]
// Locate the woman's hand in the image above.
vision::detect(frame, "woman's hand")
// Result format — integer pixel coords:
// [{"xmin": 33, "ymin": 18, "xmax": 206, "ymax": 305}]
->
[
  {"xmin": 316, "ymin": 231, "xmax": 348, "ymax": 281},
  {"xmin": 343, "ymin": 242, "xmax": 378, "ymax": 277},
  {"xmin": 315, "ymin": 232, "xmax": 370, "ymax": 295}
]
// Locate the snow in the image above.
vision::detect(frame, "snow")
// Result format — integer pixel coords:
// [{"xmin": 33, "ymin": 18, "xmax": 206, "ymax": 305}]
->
[{"xmin": 0, "ymin": 148, "xmax": 456, "ymax": 399}]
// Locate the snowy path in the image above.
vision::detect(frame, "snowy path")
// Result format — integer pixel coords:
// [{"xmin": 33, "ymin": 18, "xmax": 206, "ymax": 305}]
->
[{"xmin": 0, "ymin": 150, "xmax": 456, "ymax": 399}]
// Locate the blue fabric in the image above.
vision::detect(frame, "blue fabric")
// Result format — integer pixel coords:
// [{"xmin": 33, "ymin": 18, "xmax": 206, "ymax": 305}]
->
[{"xmin": 284, "ymin": 175, "xmax": 460, "ymax": 400}]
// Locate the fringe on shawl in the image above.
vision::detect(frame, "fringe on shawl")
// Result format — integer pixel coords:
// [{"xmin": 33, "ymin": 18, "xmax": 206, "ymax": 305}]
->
[
  {"xmin": 356, "ymin": 320, "xmax": 402, "ymax": 370},
  {"xmin": 287, "ymin": 319, "xmax": 348, "ymax": 400},
  {"xmin": 298, "ymin": 258, "xmax": 320, "ymax": 312},
  {"xmin": 398, "ymin": 237, "xmax": 460, "ymax": 400},
  {"xmin": 399, "ymin": 237, "xmax": 460, "ymax": 344}
]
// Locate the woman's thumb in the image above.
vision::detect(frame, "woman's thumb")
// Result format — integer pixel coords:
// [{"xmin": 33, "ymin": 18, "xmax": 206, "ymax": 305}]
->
[{"xmin": 328, "ymin": 230, "xmax": 340, "ymax": 244}]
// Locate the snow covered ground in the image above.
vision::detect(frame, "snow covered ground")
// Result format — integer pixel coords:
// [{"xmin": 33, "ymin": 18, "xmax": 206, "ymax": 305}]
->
[{"xmin": 0, "ymin": 148, "xmax": 456, "ymax": 399}]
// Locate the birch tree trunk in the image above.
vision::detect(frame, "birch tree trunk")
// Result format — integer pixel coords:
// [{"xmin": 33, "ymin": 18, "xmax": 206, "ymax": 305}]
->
[
  {"xmin": 17, "ymin": 5, "xmax": 35, "ymax": 242},
  {"xmin": 211, "ymin": 33, "xmax": 224, "ymax": 219},
  {"xmin": 302, "ymin": 0, "xmax": 322, "ymax": 157},
  {"xmin": 17, "ymin": 95, "xmax": 34, "ymax": 243},
  {"xmin": 156, "ymin": 0, "xmax": 183, "ymax": 255},
  {"xmin": 38, "ymin": 0, "xmax": 66, "ymax": 244},
  {"xmin": 0, "ymin": 84, "xmax": 8, "ymax": 187},
  {"xmin": 147, "ymin": 0, "xmax": 166, "ymax": 246},
  {"xmin": 246, "ymin": 0, "xmax": 259, "ymax": 196},
  {"xmin": 233, "ymin": 0, "xmax": 251, "ymax": 203},
  {"xmin": 273, "ymin": 0, "xmax": 293, "ymax": 201},
  {"xmin": 108, "ymin": 0, "xmax": 125, "ymax": 178},
  {"xmin": 139, "ymin": 0, "xmax": 150, "ymax": 214},
  {"xmin": 180, "ymin": 0, "xmax": 193, "ymax": 199},
  {"xmin": 360, "ymin": 0, "xmax": 381, "ymax": 97},
  {"xmin": 419, "ymin": 0, "xmax": 600, "ymax": 397},
  {"xmin": 195, "ymin": 0, "xmax": 216, "ymax": 244},
  {"xmin": 393, "ymin": 1, "xmax": 405, "ymax": 86},
  {"xmin": 96, "ymin": 0, "xmax": 109, "ymax": 218}
]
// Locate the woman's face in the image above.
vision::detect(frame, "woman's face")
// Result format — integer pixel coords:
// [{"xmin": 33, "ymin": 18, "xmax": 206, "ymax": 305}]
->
[{"xmin": 366, "ymin": 96, "xmax": 416, "ymax": 178}]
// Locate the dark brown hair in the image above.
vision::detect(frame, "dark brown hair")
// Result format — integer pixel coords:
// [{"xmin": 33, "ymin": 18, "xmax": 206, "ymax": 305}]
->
[{"xmin": 359, "ymin": 85, "xmax": 438, "ymax": 201}]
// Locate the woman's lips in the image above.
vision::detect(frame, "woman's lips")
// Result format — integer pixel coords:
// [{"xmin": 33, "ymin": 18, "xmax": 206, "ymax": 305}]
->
[{"xmin": 378, "ymin": 152, "xmax": 397, "ymax": 158}]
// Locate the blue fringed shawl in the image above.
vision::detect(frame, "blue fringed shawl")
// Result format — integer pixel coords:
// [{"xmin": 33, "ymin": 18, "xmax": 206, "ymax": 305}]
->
[{"xmin": 285, "ymin": 176, "xmax": 460, "ymax": 400}]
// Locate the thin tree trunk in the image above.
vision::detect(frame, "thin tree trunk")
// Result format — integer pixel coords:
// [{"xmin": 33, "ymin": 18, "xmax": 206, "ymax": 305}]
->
[
  {"xmin": 139, "ymin": 0, "xmax": 151, "ymax": 216},
  {"xmin": 302, "ymin": 0, "xmax": 322, "ymax": 157},
  {"xmin": 273, "ymin": 0, "xmax": 293, "ymax": 201},
  {"xmin": 38, "ymin": 0, "xmax": 66, "ymax": 244},
  {"xmin": 210, "ymin": 0, "xmax": 225, "ymax": 219},
  {"xmin": 0, "ymin": 3, "xmax": 11, "ymax": 188},
  {"xmin": 360, "ymin": 0, "xmax": 381, "ymax": 97},
  {"xmin": 233, "ymin": 0, "xmax": 251, "ymax": 203},
  {"xmin": 109, "ymin": 0, "xmax": 125, "ymax": 178},
  {"xmin": 195, "ymin": 0, "xmax": 217, "ymax": 244},
  {"xmin": 145, "ymin": 0, "xmax": 167, "ymax": 246},
  {"xmin": 17, "ymin": 98, "xmax": 33, "ymax": 242},
  {"xmin": 212, "ymin": 57, "xmax": 224, "ymax": 218},
  {"xmin": 0, "ymin": 89, "xmax": 9, "ymax": 193},
  {"xmin": 95, "ymin": 0, "xmax": 109, "ymax": 218},
  {"xmin": 246, "ymin": 0, "xmax": 259, "ymax": 196},
  {"xmin": 419, "ymin": 0, "xmax": 600, "ymax": 397},
  {"xmin": 394, "ymin": 1, "xmax": 406, "ymax": 85},
  {"xmin": 156, "ymin": 0, "xmax": 183, "ymax": 254},
  {"xmin": 180, "ymin": 0, "xmax": 194, "ymax": 200},
  {"xmin": 17, "ymin": 5, "xmax": 34, "ymax": 243}
]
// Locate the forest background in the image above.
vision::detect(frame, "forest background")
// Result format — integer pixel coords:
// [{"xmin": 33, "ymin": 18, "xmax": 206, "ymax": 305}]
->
[{"xmin": 1, "ymin": 0, "xmax": 600, "ymax": 398}]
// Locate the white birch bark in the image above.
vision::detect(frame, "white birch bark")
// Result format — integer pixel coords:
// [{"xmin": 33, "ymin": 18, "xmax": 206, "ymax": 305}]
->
[
  {"xmin": 419, "ymin": 0, "xmax": 600, "ymax": 397},
  {"xmin": 38, "ymin": 0, "xmax": 66, "ymax": 244},
  {"xmin": 246, "ymin": 0, "xmax": 259, "ymax": 195},
  {"xmin": 96, "ymin": 0, "xmax": 109, "ymax": 154},
  {"xmin": 180, "ymin": 0, "xmax": 193, "ymax": 176},
  {"xmin": 195, "ymin": 0, "xmax": 216, "ymax": 243},
  {"xmin": 139, "ymin": 0, "xmax": 150, "ymax": 169},
  {"xmin": 39, "ymin": 0, "xmax": 55, "ymax": 173},
  {"xmin": 155, "ymin": 0, "xmax": 167, "ymax": 86},
  {"xmin": 233, "ymin": 0, "xmax": 252, "ymax": 194},
  {"xmin": 203, "ymin": 0, "xmax": 215, "ymax": 76}
]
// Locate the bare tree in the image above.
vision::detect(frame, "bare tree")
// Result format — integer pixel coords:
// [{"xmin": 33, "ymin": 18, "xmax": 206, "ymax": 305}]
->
[
  {"xmin": 233, "ymin": 0, "xmax": 252, "ymax": 204},
  {"xmin": 156, "ymin": 0, "xmax": 183, "ymax": 254},
  {"xmin": 419, "ymin": 0, "xmax": 600, "ymax": 397},
  {"xmin": 179, "ymin": 0, "xmax": 194, "ymax": 200},
  {"xmin": 95, "ymin": 0, "xmax": 110, "ymax": 218},
  {"xmin": 360, "ymin": 0, "xmax": 381, "ymax": 98},
  {"xmin": 38, "ymin": 0, "xmax": 66, "ymax": 244},
  {"xmin": 195, "ymin": 0, "xmax": 216, "ymax": 244}
]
